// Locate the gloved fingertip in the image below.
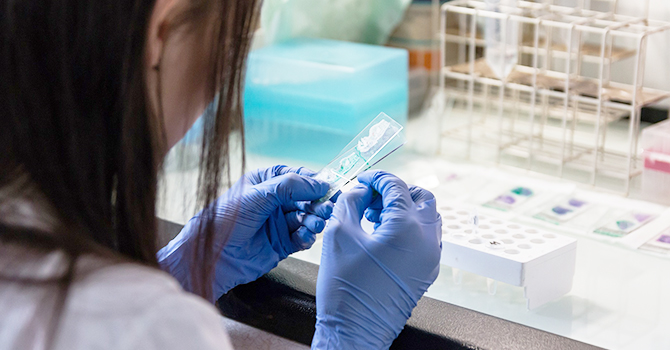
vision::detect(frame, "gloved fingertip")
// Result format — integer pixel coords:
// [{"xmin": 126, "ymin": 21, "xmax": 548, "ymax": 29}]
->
[
  {"xmin": 347, "ymin": 184, "xmax": 372, "ymax": 202},
  {"xmin": 303, "ymin": 214, "xmax": 326, "ymax": 233},
  {"xmin": 313, "ymin": 201, "xmax": 334, "ymax": 219},
  {"xmin": 352, "ymin": 183, "xmax": 368, "ymax": 191},
  {"xmin": 356, "ymin": 170, "xmax": 382, "ymax": 185},
  {"xmin": 416, "ymin": 197, "xmax": 440, "ymax": 224},
  {"xmin": 292, "ymin": 226, "xmax": 317, "ymax": 251},
  {"xmin": 306, "ymin": 174, "xmax": 331, "ymax": 196},
  {"xmin": 416, "ymin": 196, "xmax": 437, "ymax": 211},
  {"xmin": 284, "ymin": 211, "xmax": 304, "ymax": 233},
  {"xmin": 296, "ymin": 200, "xmax": 333, "ymax": 219},
  {"xmin": 315, "ymin": 219, "xmax": 326, "ymax": 233},
  {"xmin": 295, "ymin": 167, "xmax": 317, "ymax": 177},
  {"xmin": 334, "ymin": 184, "xmax": 373, "ymax": 221},
  {"xmin": 270, "ymin": 165, "xmax": 289, "ymax": 177},
  {"xmin": 329, "ymin": 190, "xmax": 342, "ymax": 203},
  {"xmin": 318, "ymin": 181, "xmax": 331, "ymax": 196},
  {"xmin": 364, "ymin": 208, "xmax": 381, "ymax": 223},
  {"xmin": 368, "ymin": 192, "xmax": 383, "ymax": 210},
  {"xmin": 409, "ymin": 185, "xmax": 436, "ymax": 204},
  {"xmin": 324, "ymin": 200, "xmax": 334, "ymax": 214},
  {"xmin": 276, "ymin": 173, "xmax": 331, "ymax": 202}
]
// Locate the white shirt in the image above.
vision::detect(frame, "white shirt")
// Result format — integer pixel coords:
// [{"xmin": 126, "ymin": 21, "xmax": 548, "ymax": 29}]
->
[{"xmin": 0, "ymin": 249, "xmax": 233, "ymax": 350}]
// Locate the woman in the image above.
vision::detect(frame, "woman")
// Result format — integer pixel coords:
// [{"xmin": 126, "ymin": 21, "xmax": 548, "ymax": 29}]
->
[{"xmin": 0, "ymin": 0, "xmax": 442, "ymax": 349}]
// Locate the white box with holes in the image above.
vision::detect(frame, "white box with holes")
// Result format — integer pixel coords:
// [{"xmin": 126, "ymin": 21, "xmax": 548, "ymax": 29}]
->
[{"xmin": 439, "ymin": 205, "xmax": 577, "ymax": 310}]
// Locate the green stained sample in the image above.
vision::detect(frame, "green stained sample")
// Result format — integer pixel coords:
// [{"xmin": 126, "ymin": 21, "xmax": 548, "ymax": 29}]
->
[
  {"xmin": 511, "ymin": 187, "xmax": 533, "ymax": 196},
  {"xmin": 616, "ymin": 220, "xmax": 634, "ymax": 230},
  {"xmin": 338, "ymin": 152, "xmax": 360, "ymax": 174},
  {"xmin": 313, "ymin": 112, "xmax": 405, "ymax": 203}
]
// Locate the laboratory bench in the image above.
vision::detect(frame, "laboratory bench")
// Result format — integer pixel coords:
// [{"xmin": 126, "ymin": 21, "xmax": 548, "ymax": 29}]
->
[{"xmin": 157, "ymin": 115, "xmax": 670, "ymax": 350}]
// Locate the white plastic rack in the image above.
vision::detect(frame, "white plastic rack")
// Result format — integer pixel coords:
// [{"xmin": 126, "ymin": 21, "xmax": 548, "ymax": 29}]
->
[{"xmin": 439, "ymin": 204, "xmax": 577, "ymax": 309}]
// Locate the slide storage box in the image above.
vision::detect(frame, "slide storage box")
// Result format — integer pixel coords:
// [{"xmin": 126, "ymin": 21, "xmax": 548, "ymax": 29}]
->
[{"xmin": 243, "ymin": 38, "xmax": 408, "ymax": 164}]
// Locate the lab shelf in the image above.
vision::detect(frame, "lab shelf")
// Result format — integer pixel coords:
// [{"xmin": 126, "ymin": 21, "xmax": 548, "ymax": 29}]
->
[
  {"xmin": 444, "ymin": 28, "xmax": 636, "ymax": 64},
  {"xmin": 444, "ymin": 59, "xmax": 670, "ymax": 108},
  {"xmin": 438, "ymin": 0, "xmax": 670, "ymax": 194}
]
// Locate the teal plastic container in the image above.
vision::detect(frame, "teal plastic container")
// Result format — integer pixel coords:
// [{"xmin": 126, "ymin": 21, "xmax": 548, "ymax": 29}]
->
[{"xmin": 243, "ymin": 38, "xmax": 408, "ymax": 164}]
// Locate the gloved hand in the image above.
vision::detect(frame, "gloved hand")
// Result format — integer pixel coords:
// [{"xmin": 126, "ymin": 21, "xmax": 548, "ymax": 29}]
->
[
  {"xmin": 312, "ymin": 170, "xmax": 442, "ymax": 350},
  {"xmin": 158, "ymin": 165, "xmax": 334, "ymax": 299}
]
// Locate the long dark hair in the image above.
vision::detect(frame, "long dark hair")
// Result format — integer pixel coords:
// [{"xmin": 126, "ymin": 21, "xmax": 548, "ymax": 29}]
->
[{"xmin": 0, "ymin": 0, "xmax": 257, "ymax": 342}]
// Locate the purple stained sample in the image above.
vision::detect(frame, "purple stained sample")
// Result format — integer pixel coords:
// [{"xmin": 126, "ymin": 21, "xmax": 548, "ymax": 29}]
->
[
  {"xmin": 568, "ymin": 199, "xmax": 586, "ymax": 207},
  {"xmin": 444, "ymin": 173, "xmax": 459, "ymax": 182},
  {"xmin": 496, "ymin": 195, "xmax": 516, "ymax": 205},
  {"xmin": 657, "ymin": 235, "xmax": 670, "ymax": 244},
  {"xmin": 551, "ymin": 206, "xmax": 572, "ymax": 215},
  {"xmin": 633, "ymin": 213, "xmax": 652, "ymax": 222},
  {"xmin": 616, "ymin": 220, "xmax": 635, "ymax": 230}
]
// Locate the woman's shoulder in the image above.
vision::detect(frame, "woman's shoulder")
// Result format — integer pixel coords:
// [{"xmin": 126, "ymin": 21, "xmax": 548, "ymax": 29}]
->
[
  {"xmin": 0, "ymin": 244, "xmax": 233, "ymax": 350},
  {"xmin": 56, "ymin": 258, "xmax": 233, "ymax": 350},
  {"xmin": 70, "ymin": 258, "xmax": 186, "ymax": 310}
]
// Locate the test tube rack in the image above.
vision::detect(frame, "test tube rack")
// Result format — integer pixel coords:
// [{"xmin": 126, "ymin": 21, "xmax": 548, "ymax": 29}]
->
[
  {"xmin": 437, "ymin": 0, "xmax": 670, "ymax": 194},
  {"xmin": 439, "ymin": 204, "xmax": 577, "ymax": 309}
]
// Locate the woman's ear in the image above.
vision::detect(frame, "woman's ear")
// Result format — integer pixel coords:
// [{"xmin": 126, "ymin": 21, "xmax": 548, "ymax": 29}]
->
[{"xmin": 146, "ymin": 0, "xmax": 177, "ymax": 70}]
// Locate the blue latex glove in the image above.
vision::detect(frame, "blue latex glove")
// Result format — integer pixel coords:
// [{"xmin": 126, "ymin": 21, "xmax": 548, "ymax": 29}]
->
[
  {"xmin": 312, "ymin": 170, "xmax": 442, "ymax": 350},
  {"xmin": 158, "ymin": 165, "xmax": 334, "ymax": 299}
]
